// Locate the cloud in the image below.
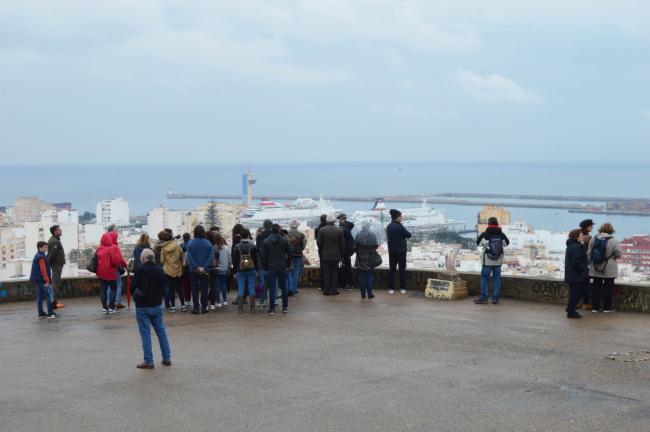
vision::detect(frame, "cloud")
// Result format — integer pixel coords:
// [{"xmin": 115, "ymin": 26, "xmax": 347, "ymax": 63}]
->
[{"xmin": 453, "ymin": 69, "xmax": 542, "ymax": 104}]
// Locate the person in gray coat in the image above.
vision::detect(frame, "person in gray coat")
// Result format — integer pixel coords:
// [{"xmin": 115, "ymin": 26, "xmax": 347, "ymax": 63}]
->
[
  {"xmin": 586, "ymin": 223, "xmax": 622, "ymax": 313},
  {"xmin": 317, "ymin": 214, "xmax": 345, "ymax": 296}
]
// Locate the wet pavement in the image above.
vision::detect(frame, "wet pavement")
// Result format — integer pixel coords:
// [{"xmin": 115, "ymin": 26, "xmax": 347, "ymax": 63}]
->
[{"xmin": 1, "ymin": 290, "xmax": 649, "ymax": 432}]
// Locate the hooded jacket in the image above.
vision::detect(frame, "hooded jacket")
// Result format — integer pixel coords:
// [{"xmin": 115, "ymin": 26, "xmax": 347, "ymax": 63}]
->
[
  {"xmin": 587, "ymin": 233, "xmax": 622, "ymax": 279},
  {"xmin": 339, "ymin": 221, "xmax": 355, "ymax": 257},
  {"xmin": 564, "ymin": 238, "xmax": 588, "ymax": 284},
  {"xmin": 96, "ymin": 233, "xmax": 127, "ymax": 281},
  {"xmin": 477, "ymin": 226, "xmax": 510, "ymax": 266},
  {"xmin": 160, "ymin": 240, "xmax": 184, "ymax": 278},
  {"xmin": 317, "ymin": 224, "xmax": 345, "ymax": 262},
  {"xmin": 262, "ymin": 233, "xmax": 292, "ymax": 272}
]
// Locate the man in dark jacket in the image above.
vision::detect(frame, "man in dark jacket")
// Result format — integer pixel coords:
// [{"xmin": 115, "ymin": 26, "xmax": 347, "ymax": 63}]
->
[
  {"xmin": 255, "ymin": 219, "xmax": 274, "ymax": 298},
  {"xmin": 131, "ymin": 248, "xmax": 171, "ymax": 369},
  {"xmin": 286, "ymin": 220, "xmax": 306, "ymax": 296},
  {"xmin": 186, "ymin": 225, "xmax": 213, "ymax": 314},
  {"xmin": 386, "ymin": 209, "xmax": 412, "ymax": 295},
  {"xmin": 262, "ymin": 224, "xmax": 292, "ymax": 314},
  {"xmin": 317, "ymin": 214, "xmax": 345, "ymax": 296},
  {"xmin": 47, "ymin": 225, "xmax": 66, "ymax": 309},
  {"xmin": 338, "ymin": 214, "xmax": 355, "ymax": 290},
  {"xmin": 475, "ymin": 217, "xmax": 510, "ymax": 304},
  {"xmin": 314, "ymin": 214, "xmax": 328, "ymax": 290},
  {"xmin": 578, "ymin": 219, "xmax": 595, "ymax": 310},
  {"xmin": 565, "ymin": 229, "xmax": 588, "ymax": 319}
]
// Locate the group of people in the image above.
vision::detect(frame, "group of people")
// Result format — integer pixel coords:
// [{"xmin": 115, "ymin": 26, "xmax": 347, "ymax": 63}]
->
[{"xmin": 473, "ymin": 216, "xmax": 623, "ymax": 318}]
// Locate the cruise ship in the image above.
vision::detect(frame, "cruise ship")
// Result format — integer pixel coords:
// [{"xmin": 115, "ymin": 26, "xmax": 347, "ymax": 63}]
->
[
  {"xmin": 242, "ymin": 196, "xmax": 342, "ymax": 228},
  {"xmin": 350, "ymin": 199, "xmax": 466, "ymax": 233}
]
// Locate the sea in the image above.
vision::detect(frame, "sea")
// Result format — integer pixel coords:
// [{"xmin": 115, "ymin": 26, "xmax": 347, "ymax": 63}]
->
[{"xmin": 1, "ymin": 162, "xmax": 649, "ymax": 239}]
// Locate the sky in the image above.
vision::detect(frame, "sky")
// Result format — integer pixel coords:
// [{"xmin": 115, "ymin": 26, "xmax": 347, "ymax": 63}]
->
[{"xmin": 1, "ymin": 0, "xmax": 649, "ymax": 164}]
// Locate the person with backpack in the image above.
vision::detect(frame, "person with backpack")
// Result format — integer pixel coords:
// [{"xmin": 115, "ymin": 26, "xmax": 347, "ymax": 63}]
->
[
  {"xmin": 131, "ymin": 248, "xmax": 172, "ymax": 369},
  {"xmin": 47, "ymin": 225, "xmax": 66, "ymax": 310},
  {"xmin": 317, "ymin": 214, "xmax": 345, "ymax": 296},
  {"xmin": 213, "ymin": 232, "xmax": 232, "ymax": 308},
  {"xmin": 565, "ymin": 229, "xmax": 588, "ymax": 319},
  {"xmin": 475, "ymin": 217, "xmax": 510, "ymax": 305},
  {"xmin": 30, "ymin": 241, "xmax": 59, "ymax": 319},
  {"xmin": 232, "ymin": 228, "xmax": 259, "ymax": 314},
  {"xmin": 186, "ymin": 225, "xmax": 213, "ymax": 314},
  {"xmin": 262, "ymin": 224, "xmax": 292, "ymax": 314},
  {"xmin": 338, "ymin": 214, "xmax": 356, "ymax": 290},
  {"xmin": 159, "ymin": 230, "xmax": 185, "ymax": 312},
  {"xmin": 386, "ymin": 209, "xmax": 412, "ymax": 295},
  {"xmin": 286, "ymin": 220, "xmax": 306, "ymax": 296},
  {"xmin": 587, "ymin": 223, "xmax": 622, "ymax": 313},
  {"xmin": 97, "ymin": 232, "xmax": 128, "ymax": 313}
]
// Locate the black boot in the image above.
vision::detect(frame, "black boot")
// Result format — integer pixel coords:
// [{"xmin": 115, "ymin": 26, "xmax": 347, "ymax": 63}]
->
[{"xmin": 250, "ymin": 295, "xmax": 256, "ymax": 312}]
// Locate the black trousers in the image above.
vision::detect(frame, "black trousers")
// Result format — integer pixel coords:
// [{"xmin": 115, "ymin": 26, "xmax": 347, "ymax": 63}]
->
[
  {"xmin": 566, "ymin": 282, "xmax": 583, "ymax": 314},
  {"xmin": 165, "ymin": 275, "xmax": 184, "ymax": 307},
  {"xmin": 321, "ymin": 260, "xmax": 339, "ymax": 295},
  {"xmin": 339, "ymin": 255, "xmax": 354, "ymax": 287},
  {"xmin": 592, "ymin": 277, "xmax": 615, "ymax": 311},
  {"xmin": 388, "ymin": 252, "xmax": 407, "ymax": 291},
  {"xmin": 190, "ymin": 273, "xmax": 210, "ymax": 312}
]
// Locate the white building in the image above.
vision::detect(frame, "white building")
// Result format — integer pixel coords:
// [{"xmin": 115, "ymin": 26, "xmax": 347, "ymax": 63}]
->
[
  {"xmin": 147, "ymin": 207, "xmax": 188, "ymax": 238},
  {"xmin": 503, "ymin": 221, "xmax": 567, "ymax": 257},
  {"xmin": 23, "ymin": 222, "xmax": 79, "ymax": 259},
  {"xmin": 96, "ymin": 197, "xmax": 130, "ymax": 227},
  {"xmin": 81, "ymin": 223, "xmax": 104, "ymax": 247}
]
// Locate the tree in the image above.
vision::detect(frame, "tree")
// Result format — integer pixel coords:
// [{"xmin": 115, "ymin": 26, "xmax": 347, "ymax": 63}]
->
[{"xmin": 205, "ymin": 201, "xmax": 218, "ymax": 228}]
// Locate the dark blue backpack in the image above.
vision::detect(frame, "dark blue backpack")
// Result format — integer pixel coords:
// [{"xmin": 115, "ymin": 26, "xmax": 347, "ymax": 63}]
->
[
  {"xmin": 486, "ymin": 237, "xmax": 504, "ymax": 261},
  {"xmin": 591, "ymin": 237, "xmax": 610, "ymax": 266}
]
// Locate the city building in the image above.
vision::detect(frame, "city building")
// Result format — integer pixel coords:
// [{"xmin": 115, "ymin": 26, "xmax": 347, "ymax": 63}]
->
[
  {"xmin": 0, "ymin": 243, "xmax": 17, "ymax": 270},
  {"xmin": 96, "ymin": 197, "xmax": 130, "ymax": 227},
  {"xmin": 477, "ymin": 206, "xmax": 511, "ymax": 234},
  {"xmin": 620, "ymin": 235, "xmax": 650, "ymax": 271},
  {"xmin": 15, "ymin": 197, "xmax": 54, "ymax": 224},
  {"xmin": 147, "ymin": 207, "xmax": 189, "ymax": 238},
  {"xmin": 24, "ymin": 221, "xmax": 79, "ymax": 260}
]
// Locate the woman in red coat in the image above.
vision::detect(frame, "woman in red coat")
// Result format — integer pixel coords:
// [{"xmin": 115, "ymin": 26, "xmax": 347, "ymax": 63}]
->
[{"xmin": 97, "ymin": 233, "xmax": 127, "ymax": 314}]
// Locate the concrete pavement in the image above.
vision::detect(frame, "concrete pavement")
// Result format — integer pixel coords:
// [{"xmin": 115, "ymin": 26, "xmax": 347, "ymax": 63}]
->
[{"xmin": 1, "ymin": 290, "xmax": 649, "ymax": 432}]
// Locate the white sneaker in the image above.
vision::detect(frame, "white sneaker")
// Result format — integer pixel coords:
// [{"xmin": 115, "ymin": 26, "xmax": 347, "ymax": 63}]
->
[
  {"xmin": 181, "ymin": 305, "xmax": 187, "ymax": 312},
  {"xmin": 216, "ymin": 302, "xmax": 222, "ymax": 308},
  {"xmin": 108, "ymin": 309, "xmax": 117, "ymax": 314},
  {"xmin": 388, "ymin": 290, "xmax": 395, "ymax": 295},
  {"xmin": 222, "ymin": 301, "xmax": 228, "ymax": 306},
  {"xmin": 209, "ymin": 304, "xmax": 216, "ymax": 311},
  {"xmin": 170, "ymin": 306, "xmax": 176, "ymax": 312},
  {"xmin": 400, "ymin": 289, "xmax": 407, "ymax": 295},
  {"xmin": 102, "ymin": 308, "xmax": 109, "ymax": 314}
]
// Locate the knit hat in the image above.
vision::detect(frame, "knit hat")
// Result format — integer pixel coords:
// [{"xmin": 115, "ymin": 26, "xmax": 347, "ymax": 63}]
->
[
  {"xmin": 289, "ymin": 220, "xmax": 300, "ymax": 228},
  {"xmin": 389, "ymin": 209, "xmax": 402, "ymax": 220},
  {"xmin": 579, "ymin": 219, "xmax": 594, "ymax": 229}
]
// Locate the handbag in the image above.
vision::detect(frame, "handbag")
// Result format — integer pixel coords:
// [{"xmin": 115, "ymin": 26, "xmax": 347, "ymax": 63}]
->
[{"xmin": 86, "ymin": 251, "xmax": 98, "ymax": 273}]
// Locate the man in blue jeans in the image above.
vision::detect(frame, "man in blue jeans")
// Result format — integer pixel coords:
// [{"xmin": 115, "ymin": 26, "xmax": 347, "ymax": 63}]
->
[
  {"xmin": 286, "ymin": 220, "xmax": 306, "ymax": 295},
  {"xmin": 475, "ymin": 217, "xmax": 510, "ymax": 305},
  {"xmin": 262, "ymin": 224, "xmax": 292, "ymax": 314},
  {"xmin": 131, "ymin": 248, "xmax": 171, "ymax": 369},
  {"xmin": 186, "ymin": 225, "xmax": 213, "ymax": 314}
]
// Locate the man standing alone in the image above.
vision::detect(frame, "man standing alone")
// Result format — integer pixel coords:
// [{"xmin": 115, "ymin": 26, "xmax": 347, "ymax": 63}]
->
[
  {"xmin": 475, "ymin": 217, "xmax": 510, "ymax": 305},
  {"xmin": 387, "ymin": 209, "xmax": 411, "ymax": 295},
  {"xmin": 317, "ymin": 214, "xmax": 345, "ymax": 296},
  {"xmin": 47, "ymin": 225, "xmax": 66, "ymax": 309}
]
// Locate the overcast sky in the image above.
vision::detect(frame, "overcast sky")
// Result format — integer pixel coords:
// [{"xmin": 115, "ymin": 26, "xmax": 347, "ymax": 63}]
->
[{"xmin": 1, "ymin": 0, "xmax": 649, "ymax": 164}]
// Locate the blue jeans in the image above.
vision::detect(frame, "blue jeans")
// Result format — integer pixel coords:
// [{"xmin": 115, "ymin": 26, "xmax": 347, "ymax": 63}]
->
[
  {"xmin": 100, "ymin": 279, "xmax": 117, "ymax": 309},
  {"xmin": 266, "ymin": 271, "xmax": 288, "ymax": 311},
  {"xmin": 359, "ymin": 270, "xmax": 375, "ymax": 296},
  {"xmin": 35, "ymin": 282, "xmax": 54, "ymax": 315},
  {"xmin": 215, "ymin": 273, "xmax": 228, "ymax": 303},
  {"xmin": 286, "ymin": 257, "xmax": 303, "ymax": 294},
  {"xmin": 190, "ymin": 272, "xmax": 209, "ymax": 312},
  {"xmin": 237, "ymin": 271, "xmax": 256, "ymax": 298},
  {"xmin": 115, "ymin": 270, "xmax": 122, "ymax": 304},
  {"xmin": 480, "ymin": 265, "xmax": 502, "ymax": 300},
  {"xmin": 136, "ymin": 306, "xmax": 171, "ymax": 365}
]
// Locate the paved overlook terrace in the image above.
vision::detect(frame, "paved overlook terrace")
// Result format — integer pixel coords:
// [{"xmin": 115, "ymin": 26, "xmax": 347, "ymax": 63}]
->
[{"xmin": 1, "ymin": 269, "xmax": 649, "ymax": 432}]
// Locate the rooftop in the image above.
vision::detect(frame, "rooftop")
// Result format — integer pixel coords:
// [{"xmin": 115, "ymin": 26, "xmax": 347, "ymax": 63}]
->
[{"xmin": 1, "ymin": 290, "xmax": 649, "ymax": 431}]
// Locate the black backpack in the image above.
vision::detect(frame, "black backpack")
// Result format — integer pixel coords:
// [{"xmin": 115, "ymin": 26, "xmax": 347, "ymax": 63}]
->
[
  {"xmin": 485, "ymin": 237, "xmax": 504, "ymax": 261},
  {"xmin": 591, "ymin": 237, "xmax": 613, "ymax": 273},
  {"xmin": 86, "ymin": 251, "xmax": 98, "ymax": 273}
]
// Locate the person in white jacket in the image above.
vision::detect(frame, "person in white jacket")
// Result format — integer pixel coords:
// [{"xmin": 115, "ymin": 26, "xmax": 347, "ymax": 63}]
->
[{"xmin": 586, "ymin": 223, "xmax": 622, "ymax": 313}]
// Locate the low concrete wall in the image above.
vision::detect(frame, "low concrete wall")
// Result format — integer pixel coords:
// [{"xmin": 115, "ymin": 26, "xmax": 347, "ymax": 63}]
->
[
  {"xmin": 300, "ymin": 267, "xmax": 650, "ymax": 313},
  {"xmin": 2, "ymin": 269, "xmax": 650, "ymax": 313}
]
